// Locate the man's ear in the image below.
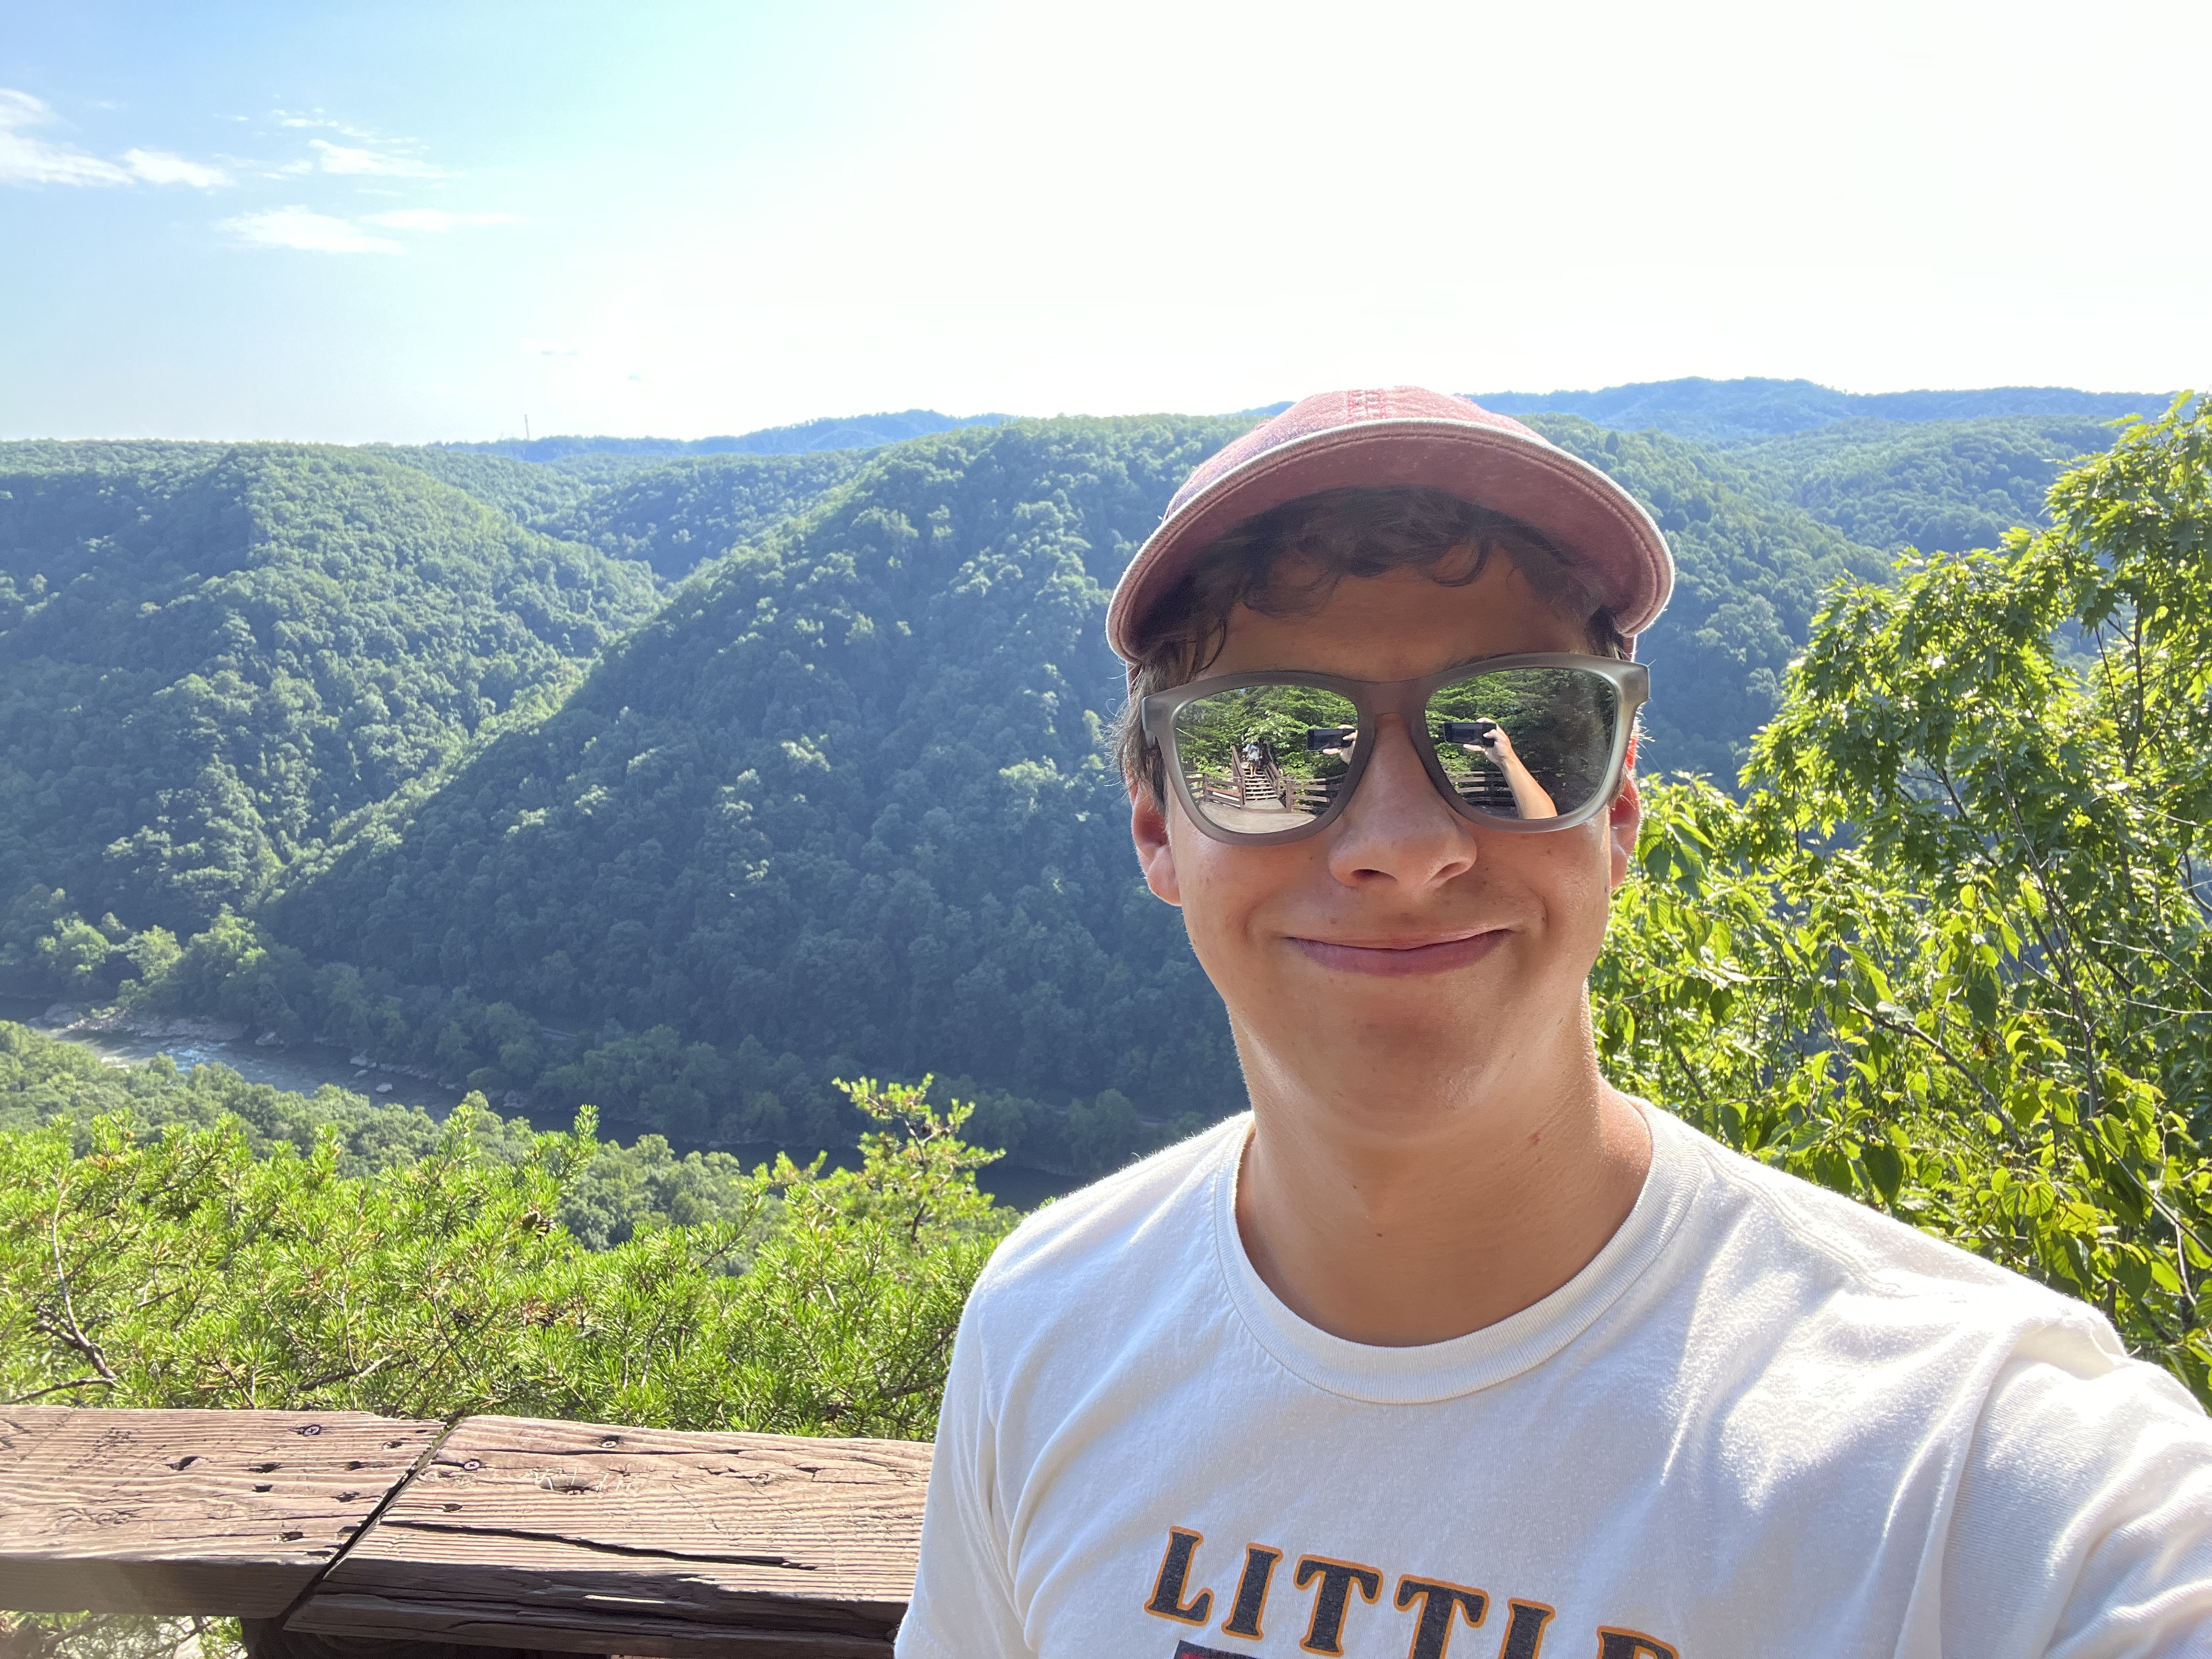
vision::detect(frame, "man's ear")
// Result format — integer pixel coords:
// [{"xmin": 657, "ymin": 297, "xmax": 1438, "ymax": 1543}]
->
[
  {"xmin": 1130, "ymin": 778, "xmax": 1182, "ymax": 906},
  {"xmin": 1607, "ymin": 774, "xmax": 1641, "ymax": 894}
]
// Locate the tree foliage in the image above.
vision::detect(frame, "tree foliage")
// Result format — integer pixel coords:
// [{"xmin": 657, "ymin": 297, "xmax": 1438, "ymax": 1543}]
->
[
  {"xmin": 368, "ymin": 446, "xmax": 598, "ymax": 535},
  {"xmin": 1596, "ymin": 397, "xmax": 2212, "ymax": 1401},
  {"xmin": 0, "ymin": 1062, "xmax": 1008, "ymax": 1435},
  {"xmin": 3, "ymin": 1019, "xmax": 782, "ymax": 1247}
]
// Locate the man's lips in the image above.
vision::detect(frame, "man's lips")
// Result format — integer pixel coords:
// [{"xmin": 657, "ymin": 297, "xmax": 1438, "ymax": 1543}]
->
[{"xmin": 1288, "ymin": 928, "xmax": 1509, "ymax": 977}]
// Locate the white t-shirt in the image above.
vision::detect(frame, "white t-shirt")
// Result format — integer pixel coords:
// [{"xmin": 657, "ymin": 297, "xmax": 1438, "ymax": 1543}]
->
[{"xmin": 899, "ymin": 1105, "xmax": 2212, "ymax": 1659}]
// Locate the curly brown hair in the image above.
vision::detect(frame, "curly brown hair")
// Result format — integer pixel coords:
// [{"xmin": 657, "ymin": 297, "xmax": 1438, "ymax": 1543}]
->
[{"xmin": 1112, "ymin": 486, "xmax": 1627, "ymax": 806}]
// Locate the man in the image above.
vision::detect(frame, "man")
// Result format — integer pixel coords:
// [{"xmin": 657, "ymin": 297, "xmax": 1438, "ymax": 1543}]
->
[{"xmin": 897, "ymin": 388, "xmax": 2212, "ymax": 1658}]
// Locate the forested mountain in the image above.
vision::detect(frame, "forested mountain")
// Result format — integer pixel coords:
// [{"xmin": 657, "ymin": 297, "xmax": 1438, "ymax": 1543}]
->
[
  {"xmin": 1522, "ymin": 417, "xmax": 1890, "ymax": 777},
  {"xmin": 371, "ymin": 445, "xmax": 599, "ymax": 535},
  {"xmin": 275, "ymin": 416, "xmax": 1256, "ymax": 1159},
  {"xmin": 379, "ymin": 446, "xmax": 885, "ymax": 580},
  {"xmin": 538, "ymin": 450, "xmax": 872, "ymax": 578},
  {"xmin": 1521, "ymin": 413, "xmax": 2141, "ymax": 772},
  {"xmin": 1729, "ymin": 415, "xmax": 2123, "ymax": 554},
  {"xmin": 1479, "ymin": 377, "xmax": 2166, "ymax": 445},
  {"xmin": 0, "ymin": 396, "xmax": 2154, "ymax": 1175},
  {"xmin": 0, "ymin": 442, "xmax": 659, "ymax": 939}
]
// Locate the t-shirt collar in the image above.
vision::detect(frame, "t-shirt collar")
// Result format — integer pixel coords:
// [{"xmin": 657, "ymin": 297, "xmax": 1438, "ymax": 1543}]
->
[{"xmin": 1209, "ymin": 1099, "xmax": 1700, "ymax": 1404}]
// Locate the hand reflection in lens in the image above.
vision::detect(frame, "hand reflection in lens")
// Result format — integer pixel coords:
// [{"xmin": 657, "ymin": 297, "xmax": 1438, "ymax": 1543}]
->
[{"xmin": 1462, "ymin": 722, "xmax": 1558, "ymax": 820}]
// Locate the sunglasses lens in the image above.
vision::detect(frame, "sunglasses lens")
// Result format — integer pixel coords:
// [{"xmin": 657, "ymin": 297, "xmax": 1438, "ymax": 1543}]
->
[
  {"xmin": 1173, "ymin": 683, "xmax": 1360, "ymax": 837},
  {"xmin": 1427, "ymin": 667, "xmax": 1620, "ymax": 822}
]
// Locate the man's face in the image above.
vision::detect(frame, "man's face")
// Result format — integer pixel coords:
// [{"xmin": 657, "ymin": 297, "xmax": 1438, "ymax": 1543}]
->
[{"xmin": 1130, "ymin": 560, "xmax": 1640, "ymax": 1105}]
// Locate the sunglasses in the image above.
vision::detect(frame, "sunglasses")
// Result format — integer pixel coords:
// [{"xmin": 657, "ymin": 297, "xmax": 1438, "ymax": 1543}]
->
[{"xmin": 1141, "ymin": 653, "xmax": 1649, "ymax": 845}]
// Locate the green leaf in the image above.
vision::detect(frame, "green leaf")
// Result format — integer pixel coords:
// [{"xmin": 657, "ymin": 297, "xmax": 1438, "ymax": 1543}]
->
[{"xmin": 1861, "ymin": 1141, "xmax": 1906, "ymax": 1203}]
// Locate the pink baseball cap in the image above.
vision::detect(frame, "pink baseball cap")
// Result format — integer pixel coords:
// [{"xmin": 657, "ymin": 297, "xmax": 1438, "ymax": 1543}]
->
[{"xmin": 1105, "ymin": 386, "xmax": 1673, "ymax": 662}]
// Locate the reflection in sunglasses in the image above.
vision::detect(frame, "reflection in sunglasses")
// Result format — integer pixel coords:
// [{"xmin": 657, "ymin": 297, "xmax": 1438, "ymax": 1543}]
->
[
  {"xmin": 1172, "ymin": 683, "xmax": 1359, "ymax": 833},
  {"xmin": 1437, "ymin": 719, "xmax": 1557, "ymax": 819},
  {"xmin": 1158, "ymin": 661, "xmax": 1630, "ymax": 842}
]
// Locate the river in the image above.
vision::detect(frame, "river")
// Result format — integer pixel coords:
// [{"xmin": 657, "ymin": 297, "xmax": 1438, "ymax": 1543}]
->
[{"xmin": 0, "ymin": 995, "xmax": 1074, "ymax": 1210}]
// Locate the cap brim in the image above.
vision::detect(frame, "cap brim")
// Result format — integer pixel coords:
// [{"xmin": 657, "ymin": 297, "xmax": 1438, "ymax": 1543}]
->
[{"xmin": 1105, "ymin": 419, "xmax": 1671, "ymax": 661}]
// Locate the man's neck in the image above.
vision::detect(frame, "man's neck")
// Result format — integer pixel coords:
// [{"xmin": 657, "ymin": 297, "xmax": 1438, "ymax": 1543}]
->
[{"xmin": 1231, "ymin": 1012, "xmax": 1652, "ymax": 1347}]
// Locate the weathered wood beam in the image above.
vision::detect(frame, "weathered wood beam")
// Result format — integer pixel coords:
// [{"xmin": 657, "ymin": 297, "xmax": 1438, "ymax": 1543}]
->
[
  {"xmin": 286, "ymin": 1415, "xmax": 926, "ymax": 1659},
  {"xmin": 239, "ymin": 1620, "xmax": 599, "ymax": 1659},
  {"xmin": 0, "ymin": 1408, "xmax": 443, "ymax": 1617}
]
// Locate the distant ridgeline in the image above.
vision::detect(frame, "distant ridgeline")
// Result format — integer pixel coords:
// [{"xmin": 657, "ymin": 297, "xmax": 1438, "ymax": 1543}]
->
[
  {"xmin": 1472, "ymin": 376, "xmax": 2169, "ymax": 446},
  {"xmin": 432, "ymin": 409, "xmax": 1013, "ymax": 468},
  {"xmin": 0, "ymin": 380, "xmax": 2176, "ymax": 1173}
]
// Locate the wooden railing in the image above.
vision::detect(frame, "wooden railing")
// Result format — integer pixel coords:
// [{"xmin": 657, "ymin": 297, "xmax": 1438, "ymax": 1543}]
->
[{"xmin": 0, "ymin": 1407, "xmax": 927, "ymax": 1658}]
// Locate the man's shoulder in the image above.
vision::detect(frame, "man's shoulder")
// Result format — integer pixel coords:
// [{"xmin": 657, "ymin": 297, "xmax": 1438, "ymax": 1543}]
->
[
  {"xmin": 960, "ymin": 1115, "xmax": 1244, "ymax": 1347},
  {"xmin": 1650, "ymin": 1107, "xmax": 2131, "ymax": 1365},
  {"xmin": 986, "ymin": 1113, "xmax": 1244, "ymax": 1285}
]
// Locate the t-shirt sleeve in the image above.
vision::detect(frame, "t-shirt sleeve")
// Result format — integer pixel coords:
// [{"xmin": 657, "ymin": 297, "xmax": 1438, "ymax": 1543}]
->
[
  {"xmin": 1944, "ymin": 1330, "xmax": 2212, "ymax": 1657},
  {"xmin": 896, "ymin": 1293, "xmax": 1032, "ymax": 1659}
]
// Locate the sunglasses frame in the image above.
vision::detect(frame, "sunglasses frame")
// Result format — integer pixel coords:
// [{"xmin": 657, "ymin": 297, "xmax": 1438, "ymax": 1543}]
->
[{"xmin": 1141, "ymin": 652, "xmax": 1649, "ymax": 846}]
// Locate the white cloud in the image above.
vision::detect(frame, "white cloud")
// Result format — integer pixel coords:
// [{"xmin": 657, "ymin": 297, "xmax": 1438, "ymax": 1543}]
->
[
  {"xmin": 272, "ymin": 109, "xmax": 378, "ymax": 139},
  {"xmin": 221, "ymin": 205, "xmax": 402, "ymax": 254},
  {"xmin": 362, "ymin": 208, "xmax": 518, "ymax": 231},
  {"xmin": 1, "ymin": 88, "xmax": 232, "ymax": 189},
  {"xmin": 0, "ymin": 87, "xmax": 131, "ymax": 186},
  {"xmin": 310, "ymin": 138, "xmax": 441, "ymax": 177},
  {"xmin": 521, "ymin": 340, "xmax": 579, "ymax": 357},
  {"xmin": 123, "ymin": 148, "xmax": 230, "ymax": 188}
]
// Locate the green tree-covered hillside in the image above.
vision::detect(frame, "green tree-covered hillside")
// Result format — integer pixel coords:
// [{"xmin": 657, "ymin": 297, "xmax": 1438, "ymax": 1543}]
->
[
  {"xmin": 543, "ymin": 450, "xmax": 873, "ymax": 578},
  {"xmin": 0, "ymin": 443, "xmax": 661, "ymax": 939},
  {"xmin": 370, "ymin": 445, "xmax": 600, "ymax": 537},
  {"xmin": 374, "ymin": 447, "xmax": 869, "ymax": 580},
  {"xmin": 1731, "ymin": 415, "xmax": 2121, "ymax": 554},
  {"xmin": 274, "ymin": 416, "xmax": 1256, "ymax": 1148},
  {"xmin": 1525, "ymin": 417, "xmax": 1892, "ymax": 777}
]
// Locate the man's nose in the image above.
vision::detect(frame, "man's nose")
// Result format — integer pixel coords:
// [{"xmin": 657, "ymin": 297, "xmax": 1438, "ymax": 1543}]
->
[{"xmin": 1325, "ymin": 715, "xmax": 1477, "ymax": 890}]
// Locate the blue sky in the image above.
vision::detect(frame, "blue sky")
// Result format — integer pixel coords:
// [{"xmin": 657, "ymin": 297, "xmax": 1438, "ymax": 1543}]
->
[{"xmin": 4, "ymin": 0, "xmax": 2205, "ymax": 443}]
